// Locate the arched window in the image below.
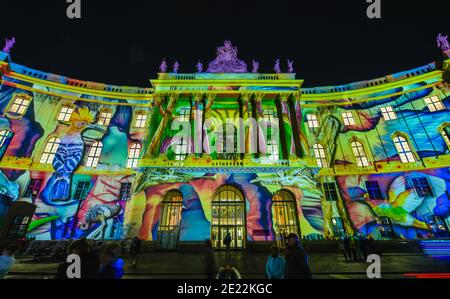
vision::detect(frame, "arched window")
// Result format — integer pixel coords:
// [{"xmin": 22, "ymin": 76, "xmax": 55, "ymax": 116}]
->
[
  {"xmin": 211, "ymin": 185, "xmax": 246, "ymax": 249},
  {"xmin": 313, "ymin": 144, "xmax": 328, "ymax": 168},
  {"xmin": 85, "ymin": 142, "xmax": 103, "ymax": 167},
  {"xmin": 127, "ymin": 143, "xmax": 141, "ymax": 168},
  {"xmin": 40, "ymin": 137, "xmax": 61, "ymax": 164},
  {"xmin": 351, "ymin": 141, "xmax": 369, "ymax": 167},
  {"xmin": 0, "ymin": 130, "xmax": 11, "ymax": 147},
  {"xmin": 393, "ymin": 135, "xmax": 416, "ymax": 163}
]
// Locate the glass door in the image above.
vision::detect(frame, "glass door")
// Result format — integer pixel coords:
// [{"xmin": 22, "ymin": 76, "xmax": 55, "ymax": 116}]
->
[{"xmin": 211, "ymin": 185, "xmax": 246, "ymax": 250}]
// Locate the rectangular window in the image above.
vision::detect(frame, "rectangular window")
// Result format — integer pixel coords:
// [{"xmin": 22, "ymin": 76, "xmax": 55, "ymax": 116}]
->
[
  {"xmin": 380, "ymin": 106, "xmax": 397, "ymax": 121},
  {"xmin": 424, "ymin": 96, "xmax": 445, "ymax": 112},
  {"xmin": 175, "ymin": 138, "xmax": 188, "ymax": 161},
  {"xmin": 97, "ymin": 111, "xmax": 112, "ymax": 126},
  {"xmin": 135, "ymin": 113, "xmax": 147, "ymax": 128},
  {"xmin": 341, "ymin": 112, "xmax": 355, "ymax": 126},
  {"xmin": 7, "ymin": 216, "xmax": 30, "ymax": 239},
  {"xmin": 307, "ymin": 114, "xmax": 319, "ymax": 129},
  {"xmin": 73, "ymin": 181, "xmax": 91, "ymax": 201},
  {"xmin": 9, "ymin": 95, "xmax": 31, "ymax": 115},
  {"xmin": 323, "ymin": 182, "xmax": 338, "ymax": 201},
  {"xmin": 365, "ymin": 181, "xmax": 383, "ymax": 200},
  {"xmin": 267, "ymin": 139, "xmax": 279, "ymax": 161},
  {"xmin": 119, "ymin": 182, "xmax": 132, "ymax": 201},
  {"xmin": 411, "ymin": 177, "xmax": 433, "ymax": 197},
  {"xmin": 179, "ymin": 107, "xmax": 191, "ymax": 122},
  {"xmin": 23, "ymin": 179, "xmax": 44, "ymax": 200},
  {"xmin": 57, "ymin": 106, "xmax": 74, "ymax": 122}
]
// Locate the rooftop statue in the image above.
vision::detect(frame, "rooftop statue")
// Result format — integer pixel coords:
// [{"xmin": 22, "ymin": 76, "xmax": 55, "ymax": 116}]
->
[
  {"xmin": 252, "ymin": 60, "xmax": 260, "ymax": 73},
  {"xmin": 2, "ymin": 37, "xmax": 15, "ymax": 54},
  {"xmin": 173, "ymin": 61, "xmax": 180, "ymax": 73},
  {"xmin": 274, "ymin": 59, "xmax": 281, "ymax": 73},
  {"xmin": 196, "ymin": 60, "xmax": 203, "ymax": 73},
  {"xmin": 437, "ymin": 33, "xmax": 450, "ymax": 52},
  {"xmin": 207, "ymin": 40, "xmax": 248, "ymax": 73},
  {"xmin": 287, "ymin": 59, "xmax": 294, "ymax": 73},
  {"xmin": 159, "ymin": 59, "xmax": 168, "ymax": 73}
]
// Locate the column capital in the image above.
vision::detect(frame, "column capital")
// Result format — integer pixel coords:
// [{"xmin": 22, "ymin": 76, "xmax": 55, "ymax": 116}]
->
[
  {"xmin": 206, "ymin": 92, "xmax": 217, "ymax": 102},
  {"xmin": 240, "ymin": 92, "xmax": 253, "ymax": 103},
  {"xmin": 254, "ymin": 92, "xmax": 265, "ymax": 102},
  {"xmin": 293, "ymin": 92, "xmax": 302, "ymax": 101},
  {"xmin": 192, "ymin": 93, "xmax": 204, "ymax": 103},
  {"xmin": 279, "ymin": 92, "xmax": 293, "ymax": 102}
]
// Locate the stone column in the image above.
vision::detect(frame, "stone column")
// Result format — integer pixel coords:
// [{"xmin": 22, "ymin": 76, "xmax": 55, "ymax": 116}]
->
[
  {"xmin": 293, "ymin": 93, "xmax": 309, "ymax": 156},
  {"xmin": 240, "ymin": 92, "xmax": 257, "ymax": 159},
  {"xmin": 147, "ymin": 93, "xmax": 178, "ymax": 157},
  {"xmin": 254, "ymin": 93, "xmax": 265, "ymax": 157},
  {"xmin": 191, "ymin": 93, "xmax": 204, "ymax": 158},
  {"xmin": 279, "ymin": 93, "xmax": 296, "ymax": 160},
  {"xmin": 202, "ymin": 93, "xmax": 217, "ymax": 158}
]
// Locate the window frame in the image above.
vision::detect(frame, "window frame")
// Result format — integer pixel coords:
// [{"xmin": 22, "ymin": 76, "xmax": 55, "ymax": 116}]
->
[
  {"xmin": 351, "ymin": 140, "xmax": 370, "ymax": 167},
  {"xmin": 307, "ymin": 114, "xmax": 319, "ymax": 129},
  {"xmin": 410, "ymin": 177, "xmax": 433, "ymax": 198},
  {"xmin": 127, "ymin": 143, "xmax": 142, "ymax": 168},
  {"xmin": 380, "ymin": 106, "xmax": 397, "ymax": 121},
  {"xmin": 323, "ymin": 182, "xmax": 338, "ymax": 202},
  {"xmin": 85, "ymin": 141, "xmax": 103, "ymax": 168},
  {"xmin": 393, "ymin": 134, "xmax": 416, "ymax": 163},
  {"xmin": 8, "ymin": 94, "xmax": 32, "ymax": 116},
  {"xmin": 97, "ymin": 109, "xmax": 113, "ymax": 126},
  {"xmin": 57, "ymin": 105, "xmax": 75, "ymax": 122},
  {"xmin": 0, "ymin": 130, "xmax": 12, "ymax": 147},
  {"xmin": 364, "ymin": 180, "xmax": 384, "ymax": 200},
  {"xmin": 313, "ymin": 143, "xmax": 328, "ymax": 168},
  {"xmin": 424, "ymin": 96, "xmax": 445, "ymax": 112},
  {"xmin": 134, "ymin": 112, "xmax": 148, "ymax": 128},
  {"xmin": 119, "ymin": 182, "xmax": 133, "ymax": 201},
  {"xmin": 73, "ymin": 181, "xmax": 91, "ymax": 201},
  {"xmin": 341, "ymin": 111, "xmax": 355, "ymax": 126},
  {"xmin": 40, "ymin": 137, "xmax": 61, "ymax": 164}
]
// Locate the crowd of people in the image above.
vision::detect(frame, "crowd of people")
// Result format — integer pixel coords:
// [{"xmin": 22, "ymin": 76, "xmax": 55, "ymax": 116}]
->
[
  {"xmin": 205, "ymin": 233, "xmax": 313, "ymax": 280},
  {"xmin": 341, "ymin": 235, "xmax": 379, "ymax": 262},
  {"xmin": 0, "ymin": 232, "xmax": 385, "ymax": 280}
]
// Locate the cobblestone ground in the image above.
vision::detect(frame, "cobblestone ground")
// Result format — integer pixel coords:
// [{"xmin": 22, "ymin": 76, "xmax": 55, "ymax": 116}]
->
[{"xmin": 5, "ymin": 251, "xmax": 450, "ymax": 279}]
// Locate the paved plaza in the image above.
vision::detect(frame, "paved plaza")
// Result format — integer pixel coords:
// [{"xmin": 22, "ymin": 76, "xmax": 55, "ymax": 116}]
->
[{"xmin": 5, "ymin": 250, "xmax": 450, "ymax": 279}]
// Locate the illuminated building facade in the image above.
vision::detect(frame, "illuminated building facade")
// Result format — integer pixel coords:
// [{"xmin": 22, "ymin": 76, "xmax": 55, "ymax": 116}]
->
[{"xmin": 0, "ymin": 41, "xmax": 450, "ymax": 249}]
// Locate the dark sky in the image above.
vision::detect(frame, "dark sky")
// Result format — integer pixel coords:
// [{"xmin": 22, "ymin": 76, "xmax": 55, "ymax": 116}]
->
[{"xmin": 1, "ymin": 0, "xmax": 449, "ymax": 87}]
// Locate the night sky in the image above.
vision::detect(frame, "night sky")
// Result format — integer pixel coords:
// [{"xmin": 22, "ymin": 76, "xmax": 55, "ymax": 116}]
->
[{"xmin": 1, "ymin": 0, "xmax": 449, "ymax": 87}]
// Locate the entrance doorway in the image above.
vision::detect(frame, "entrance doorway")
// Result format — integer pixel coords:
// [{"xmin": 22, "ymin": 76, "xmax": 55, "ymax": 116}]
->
[
  {"xmin": 157, "ymin": 190, "xmax": 183, "ymax": 249},
  {"xmin": 272, "ymin": 190, "xmax": 300, "ymax": 248},
  {"xmin": 211, "ymin": 185, "xmax": 246, "ymax": 250}
]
